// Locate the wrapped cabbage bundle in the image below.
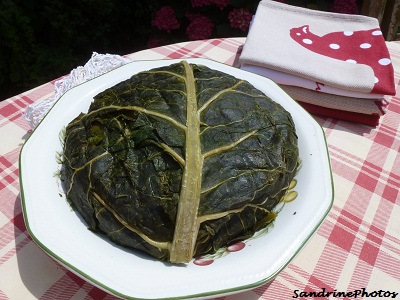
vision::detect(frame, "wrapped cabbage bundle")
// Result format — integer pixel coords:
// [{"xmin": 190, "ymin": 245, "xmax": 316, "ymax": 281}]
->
[{"xmin": 61, "ymin": 61, "xmax": 300, "ymax": 264}]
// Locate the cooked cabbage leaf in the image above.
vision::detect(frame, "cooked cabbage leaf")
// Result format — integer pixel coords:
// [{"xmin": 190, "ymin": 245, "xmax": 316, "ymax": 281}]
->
[{"xmin": 61, "ymin": 61, "xmax": 299, "ymax": 263}]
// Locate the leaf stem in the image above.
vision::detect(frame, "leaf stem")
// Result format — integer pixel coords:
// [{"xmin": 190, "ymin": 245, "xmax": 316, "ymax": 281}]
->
[{"xmin": 169, "ymin": 61, "xmax": 203, "ymax": 263}]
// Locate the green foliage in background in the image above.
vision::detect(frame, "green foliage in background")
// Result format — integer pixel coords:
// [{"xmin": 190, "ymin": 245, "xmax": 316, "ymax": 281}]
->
[
  {"xmin": 0, "ymin": 0, "xmax": 338, "ymax": 100},
  {"xmin": 0, "ymin": 0, "xmax": 158, "ymax": 100}
]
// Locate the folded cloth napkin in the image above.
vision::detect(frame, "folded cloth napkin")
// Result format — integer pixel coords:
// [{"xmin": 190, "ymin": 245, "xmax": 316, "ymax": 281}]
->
[
  {"xmin": 241, "ymin": 64, "xmax": 384, "ymax": 99},
  {"xmin": 298, "ymin": 102, "xmax": 381, "ymax": 127},
  {"xmin": 280, "ymin": 84, "xmax": 389, "ymax": 115},
  {"xmin": 240, "ymin": 0, "xmax": 396, "ymax": 96},
  {"xmin": 239, "ymin": 0, "xmax": 396, "ymax": 126},
  {"xmin": 285, "ymin": 84, "xmax": 389, "ymax": 126}
]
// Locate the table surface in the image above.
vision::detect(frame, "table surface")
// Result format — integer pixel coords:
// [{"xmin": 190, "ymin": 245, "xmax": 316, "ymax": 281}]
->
[{"xmin": 1, "ymin": 37, "xmax": 399, "ymax": 299}]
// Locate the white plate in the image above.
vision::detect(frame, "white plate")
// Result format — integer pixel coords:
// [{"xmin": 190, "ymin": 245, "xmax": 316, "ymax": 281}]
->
[{"xmin": 20, "ymin": 58, "xmax": 333, "ymax": 299}]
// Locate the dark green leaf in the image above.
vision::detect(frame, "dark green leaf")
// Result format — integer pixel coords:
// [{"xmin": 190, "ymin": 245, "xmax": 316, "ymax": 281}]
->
[{"xmin": 62, "ymin": 61, "xmax": 300, "ymax": 263}]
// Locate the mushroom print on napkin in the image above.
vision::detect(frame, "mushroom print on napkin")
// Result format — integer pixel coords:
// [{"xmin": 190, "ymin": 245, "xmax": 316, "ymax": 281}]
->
[
  {"xmin": 290, "ymin": 26, "xmax": 394, "ymax": 95},
  {"xmin": 239, "ymin": 0, "xmax": 396, "ymax": 126}
]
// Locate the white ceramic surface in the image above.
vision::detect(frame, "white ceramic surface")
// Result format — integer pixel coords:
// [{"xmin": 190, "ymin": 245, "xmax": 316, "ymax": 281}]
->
[{"xmin": 19, "ymin": 58, "xmax": 334, "ymax": 300}]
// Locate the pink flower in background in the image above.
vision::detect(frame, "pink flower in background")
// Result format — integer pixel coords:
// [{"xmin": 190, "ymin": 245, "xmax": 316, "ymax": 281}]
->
[
  {"xmin": 228, "ymin": 8, "xmax": 253, "ymax": 32},
  {"xmin": 331, "ymin": 0, "xmax": 359, "ymax": 14},
  {"xmin": 190, "ymin": 0, "xmax": 213, "ymax": 8},
  {"xmin": 214, "ymin": 0, "xmax": 230, "ymax": 10},
  {"xmin": 151, "ymin": 6, "xmax": 180, "ymax": 32},
  {"xmin": 147, "ymin": 36, "xmax": 165, "ymax": 48},
  {"xmin": 186, "ymin": 15, "xmax": 214, "ymax": 40},
  {"xmin": 191, "ymin": 0, "xmax": 229, "ymax": 10},
  {"xmin": 185, "ymin": 12, "xmax": 201, "ymax": 21}
]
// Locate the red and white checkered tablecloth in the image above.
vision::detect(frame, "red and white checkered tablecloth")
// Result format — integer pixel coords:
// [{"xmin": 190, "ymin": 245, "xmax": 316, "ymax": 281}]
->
[{"xmin": 1, "ymin": 37, "xmax": 399, "ymax": 299}]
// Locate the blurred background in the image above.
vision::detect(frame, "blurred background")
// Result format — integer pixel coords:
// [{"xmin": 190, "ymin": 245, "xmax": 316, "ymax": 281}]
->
[{"xmin": 0, "ymin": 0, "xmax": 384, "ymax": 101}]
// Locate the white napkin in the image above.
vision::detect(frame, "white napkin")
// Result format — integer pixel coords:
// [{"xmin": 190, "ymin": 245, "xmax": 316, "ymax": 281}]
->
[
  {"xmin": 241, "ymin": 64, "xmax": 384, "ymax": 99},
  {"xmin": 23, "ymin": 52, "xmax": 131, "ymax": 130},
  {"xmin": 239, "ymin": 0, "xmax": 395, "ymax": 96},
  {"xmin": 280, "ymin": 84, "xmax": 388, "ymax": 115}
]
